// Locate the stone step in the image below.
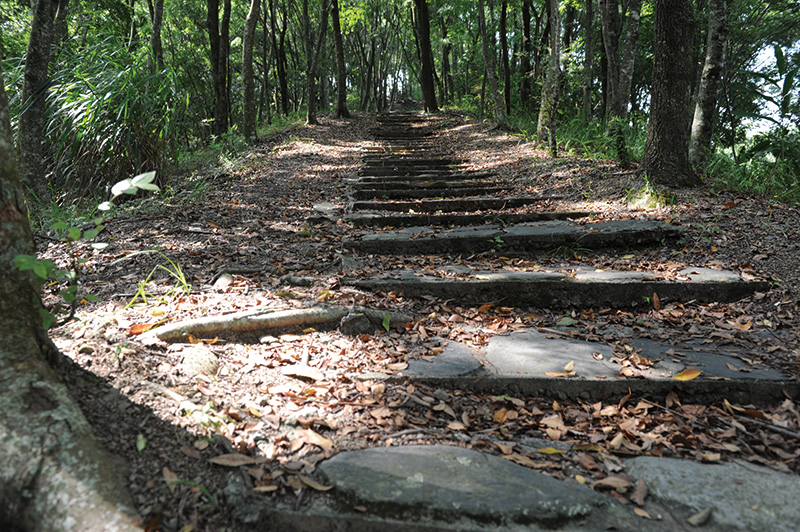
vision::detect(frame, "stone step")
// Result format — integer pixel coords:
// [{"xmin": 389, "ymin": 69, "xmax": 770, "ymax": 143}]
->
[
  {"xmin": 352, "ymin": 186, "xmax": 511, "ymax": 201},
  {"xmin": 353, "ymin": 172, "xmax": 496, "ymax": 183},
  {"xmin": 343, "ymin": 210, "xmax": 592, "ymax": 227},
  {"xmin": 361, "ymin": 157, "xmax": 462, "ymax": 167},
  {"xmin": 349, "ymin": 179, "xmax": 498, "ymax": 191},
  {"xmin": 352, "ymin": 195, "xmax": 550, "ymax": 213},
  {"xmin": 399, "ymin": 329, "xmax": 794, "ymax": 402},
  {"xmin": 343, "ymin": 266, "xmax": 768, "ymax": 308},
  {"xmin": 358, "ymin": 167, "xmax": 465, "ymax": 177},
  {"xmin": 347, "ymin": 220, "xmax": 684, "ymax": 254}
]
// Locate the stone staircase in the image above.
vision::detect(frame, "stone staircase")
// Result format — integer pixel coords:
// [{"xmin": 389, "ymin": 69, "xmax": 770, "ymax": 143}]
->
[{"xmin": 277, "ymin": 113, "xmax": 800, "ymax": 532}]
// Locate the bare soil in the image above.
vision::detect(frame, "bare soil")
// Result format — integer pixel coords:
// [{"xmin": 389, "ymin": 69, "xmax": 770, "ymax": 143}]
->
[{"xmin": 40, "ymin": 113, "xmax": 800, "ymax": 531}]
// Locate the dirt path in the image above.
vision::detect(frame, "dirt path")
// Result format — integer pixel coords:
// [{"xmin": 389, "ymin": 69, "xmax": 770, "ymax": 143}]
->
[{"xmin": 42, "ymin": 113, "xmax": 800, "ymax": 530}]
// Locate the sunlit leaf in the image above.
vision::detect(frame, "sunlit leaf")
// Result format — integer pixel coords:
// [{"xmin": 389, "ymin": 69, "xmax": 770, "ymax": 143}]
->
[
  {"xmin": 534, "ymin": 447, "xmax": 563, "ymax": 455},
  {"xmin": 673, "ymin": 368, "xmax": 702, "ymax": 381},
  {"xmin": 208, "ymin": 453, "xmax": 258, "ymax": 467},
  {"xmin": 136, "ymin": 433, "xmax": 147, "ymax": 453}
]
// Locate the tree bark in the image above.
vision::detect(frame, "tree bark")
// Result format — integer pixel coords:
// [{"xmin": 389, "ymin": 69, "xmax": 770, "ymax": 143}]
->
[
  {"xmin": 500, "ymin": 1, "xmax": 511, "ymax": 116},
  {"xmin": 17, "ymin": 0, "xmax": 58, "ymax": 204},
  {"xmin": 520, "ymin": 0, "xmax": 533, "ymax": 111},
  {"xmin": 689, "ymin": 0, "xmax": 729, "ymax": 168},
  {"xmin": 242, "ymin": 0, "xmax": 260, "ymax": 139},
  {"xmin": 331, "ymin": 0, "xmax": 350, "ymax": 118},
  {"xmin": 1, "ymin": 61, "xmax": 142, "ymax": 532},
  {"xmin": 219, "ymin": 0, "xmax": 231, "ymax": 133},
  {"xmin": 303, "ymin": 0, "xmax": 330, "ymax": 125},
  {"xmin": 270, "ymin": 0, "xmax": 290, "ymax": 116},
  {"xmin": 641, "ymin": 0, "xmax": 701, "ymax": 188},
  {"xmin": 598, "ymin": 0, "xmax": 642, "ymax": 164},
  {"xmin": 412, "ymin": 0, "xmax": 438, "ymax": 112},
  {"xmin": 583, "ymin": 0, "xmax": 595, "ymax": 122},
  {"xmin": 149, "ymin": 0, "xmax": 165, "ymax": 71},
  {"xmin": 441, "ymin": 17, "xmax": 452, "ymax": 104},
  {"xmin": 538, "ymin": 0, "xmax": 562, "ymax": 155},
  {"xmin": 478, "ymin": 0, "xmax": 508, "ymax": 129}
]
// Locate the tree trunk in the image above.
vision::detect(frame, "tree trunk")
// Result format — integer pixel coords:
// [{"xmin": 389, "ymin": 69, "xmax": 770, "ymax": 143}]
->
[
  {"xmin": 641, "ymin": 0, "xmax": 701, "ymax": 188},
  {"xmin": 538, "ymin": 0, "xmax": 562, "ymax": 155},
  {"xmin": 149, "ymin": 0, "xmax": 165, "ymax": 71},
  {"xmin": 242, "ymin": 0, "xmax": 259, "ymax": 139},
  {"xmin": 331, "ymin": 0, "xmax": 350, "ymax": 118},
  {"xmin": 17, "ymin": 0, "xmax": 58, "ymax": 204},
  {"xmin": 304, "ymin": 0, "xmax": 330, "ymax": 125},
  {"xmin": 598, "ymin": 0, "xmax": 642, "ymax": 164},
  {"xmin": 500, "ymin": 1, "xmax": 511, "ymax": 116},
  {"xmin": 207, "ymin": 0, "xmax": 222, "ymax": 135},
  {"xmin": 689, "ymin": 0, "xmax": 729, "ymax": 168},
  {"xmin": 520, "ymin": 0, "xmax": 533, "ymax": 111},
  {"xmin": 412, "ymin": 0, "xmax": 438, "ymax": 112},
  {"xmin": 582, "ymin": 0, "xmax": 595, "ymax": 122},
  {"xmin": 441, "ymin": 17, "xmax": 452, "ymax": 104},
  {"xmin": 1, "ymin": 61, "xmax": 142, "ymax": 532},
  {"xmin": 270, "ymin": 0, "xmax": 290, "ymax": 116},
  {"xmin": 478, "ymin": 0, "xmax": 508, "ymax": 129},
  {"xmin": 219, "ymin": 0, "xmax": 231, "ymax": 133}
]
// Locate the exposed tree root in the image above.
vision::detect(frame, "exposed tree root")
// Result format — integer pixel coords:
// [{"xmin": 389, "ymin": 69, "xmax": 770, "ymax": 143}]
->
[{"xmin": 148, "ymin": 305, "xmax": 415, "ymax": 343}]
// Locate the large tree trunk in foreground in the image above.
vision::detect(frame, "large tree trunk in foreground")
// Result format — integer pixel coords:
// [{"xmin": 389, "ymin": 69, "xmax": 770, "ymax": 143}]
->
[
  {"xmin": 149, "ymin": 0, "xmax": 165, "ymax": 71},
  {"xmin": 641, "ymin": 0, "xmax": 702, "ymax": 188},
  {"xmin": 331, "ymin": 0, "xmax": 350, "ymax": 118},
  {"xmin": 242, "ymin": 0, "xmax": 260, "ymax": 139},
  {"xmin": 17, "ymin": 0, "xmax": 58, "ymax": 204},
  {"xmin": 0, "ymin": 62, "xmax": 141, "ymax": 532},
  {"xmin": 478, "ymin": 0, "xmax": 508, "ymax": 129},
  {"xmin": 582, "ymin": 0, "xmax": 595, "ymax": 123},
  {"xmin": 689, "ymin": 0, "xmax": 729, "ymax": 169}
]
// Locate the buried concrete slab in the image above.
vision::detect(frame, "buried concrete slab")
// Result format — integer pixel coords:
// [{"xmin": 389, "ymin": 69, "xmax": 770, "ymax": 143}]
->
[
  {"xmin": 343, "ymin": 210, "xmax": 593, "ymax": 228},
  {"xmin": 352, "ymin": 196, "xmax": 551, "ymax": 213},
  {"xmin": 317, "ymin": 445, "xmax": 636, "ymax": 530},
  {"xmin": 349, "ymin": 220, "xmax": 684, "ymax": 254},
  {"xmin": 624, "ymin": 457, "xmax": 800, "ymax": 532},
  {"xmin": 344, "ymin": 266, "xmax": 769, "ymax": 309},
  {"xmin": 394, "ymin": 330, "xmax": 796, "ymax": 402},
  {"xmin": 352, "ymin": 186, "xmax": 510, "ymax": 201}
]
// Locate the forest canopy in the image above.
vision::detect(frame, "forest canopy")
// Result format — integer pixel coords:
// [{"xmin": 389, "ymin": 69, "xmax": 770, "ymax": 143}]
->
[{"xmin": 1, "ymin": 0, "xmax": 798, "ymax": 208}]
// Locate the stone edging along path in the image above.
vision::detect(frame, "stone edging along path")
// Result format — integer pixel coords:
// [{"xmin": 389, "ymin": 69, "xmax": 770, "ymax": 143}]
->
[{"xmin": 258, "ymin": 112, "xmax": 800, "ymax": 532}]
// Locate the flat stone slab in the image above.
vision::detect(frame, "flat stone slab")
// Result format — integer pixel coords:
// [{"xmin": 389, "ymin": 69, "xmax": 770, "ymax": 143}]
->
[
  {"xmin": 352, "ymin": 196, "xmax": 550, "ymax": 213},
  {"xmin": 349, "ymin": 179, "xmax": 499, "ymax": 191},
  {"xmin": 352, "ymin": 186, "xmax": 510, "ymax": 201},
  {"xmin": 344, "ymin": 266, "xmax": 769, "ymax": 308},
  {"xmin": 398, "ymin": 329, "xmax": 794, "ymax": 402},
  {"xmin": 348, "ymin": 220, "xmax": 685, "ymax": 254},
  {"xmin": 344, "ymin": 211, "xmax": 592, "ymax": 227},
  {"xmin": 318, "ymin": 445, "xmax": 633, "ymax": 529},
  {"xmin": 625, "ymin": 457, "xmax": 800, "ymax": 532}
]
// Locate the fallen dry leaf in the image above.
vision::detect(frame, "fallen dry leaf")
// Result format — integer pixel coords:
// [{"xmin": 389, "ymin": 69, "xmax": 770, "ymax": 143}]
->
[
  {"xmin": 208, "ymin": 453, "xmax": 258, "ymax": 467},
  {"xmin": 673, "ymin": 368, "xmax": 702, "ymax": 381}
]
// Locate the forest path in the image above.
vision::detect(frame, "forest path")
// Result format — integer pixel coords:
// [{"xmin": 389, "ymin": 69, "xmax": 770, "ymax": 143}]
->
[{"xmin": 45, "ymin": 112, "xmax": 799, "ymax": 531}]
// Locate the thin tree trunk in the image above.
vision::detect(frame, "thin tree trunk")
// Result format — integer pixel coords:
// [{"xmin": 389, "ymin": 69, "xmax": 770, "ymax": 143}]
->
[
  {"xmin": 270, "ymin": 0, "xmax": 290, "ymax": 115},
  {"xmin": 412, "ymin": 0, "xmax": 438, "ymax": 112},
  {"xmin": 331, "ymin": 0, "xmax": 350, "ymax": 118},
  {"xmin": 17, "ymin": 0, "xmax": 58, "ymax": 204},
  {"xmin": 520, "ymin": 0, "xmax": 533, "ymax": 111},
  {"xmin": 149, "ymin": 0, "xmax": 165, "ymax": 71},
  {"xmin": 242, "ymin": 0, "xmax": 259, "ymax": 139},
  {"xmin": 441, "ymin": 17, "xmax": 452, "ymax": 104},
  {"xmin": 689, "ymin": 0, "xmax": 729, "ymax": 168},
  {"xmin": 538, "ymin": 0, "xmax": 562, "ymax": 155},
  {"xmin": 500, "ymin": 1, "xmax": 511, "ymax": 115},
  {"xmin": 304, "ymin": 0, "xmax": 330, "ymax": 125},
  {"xmin": 583, "ymin": 0, "xmax": 594, "ymax": 122},
  {"xmin": 478, "ymin": 0, "xmax": 508, "ymax": 129},
  {"xmin": 219, "ymin": 0, "xmax": 231, "ymax": 133},
  {"xmin": 641, "ymin": 0, "xmax": 701, "ymax": 188},
  {"xmin": 1, "ymin": 61, "xmax": 142, "ymax": 532}
]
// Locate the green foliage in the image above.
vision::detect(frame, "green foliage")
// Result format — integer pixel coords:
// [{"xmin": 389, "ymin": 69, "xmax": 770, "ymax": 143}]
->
[
  {"xmin": 125, "ymin": 252, "xmax": 191, "ymax": 309},
  {"xmin": 14, "ymin": 172, "xmax": 160, "ymax": 329}
]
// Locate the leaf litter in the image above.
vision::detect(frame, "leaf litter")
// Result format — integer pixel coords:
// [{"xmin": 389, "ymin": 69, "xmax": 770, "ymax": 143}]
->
[{"xmin": 37, "ymin": 113, "xmax": 800, "ymax": 530}]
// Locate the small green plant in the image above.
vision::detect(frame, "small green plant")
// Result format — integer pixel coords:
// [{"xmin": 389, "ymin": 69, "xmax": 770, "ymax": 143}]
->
[
  {"xmin": 15, "ymin": 171, "xmax": 160, "ymax": 328},
  {"xmin": 489, "ymin": 235, "xmax": 504, "ymax": 249},
  {"xmin": 126, "ymin": 252, "xmax": 191, "ymax": 308},
  {"xmin": 550, "ymin": 242, "xmax": 590, "ymax": 259}
]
